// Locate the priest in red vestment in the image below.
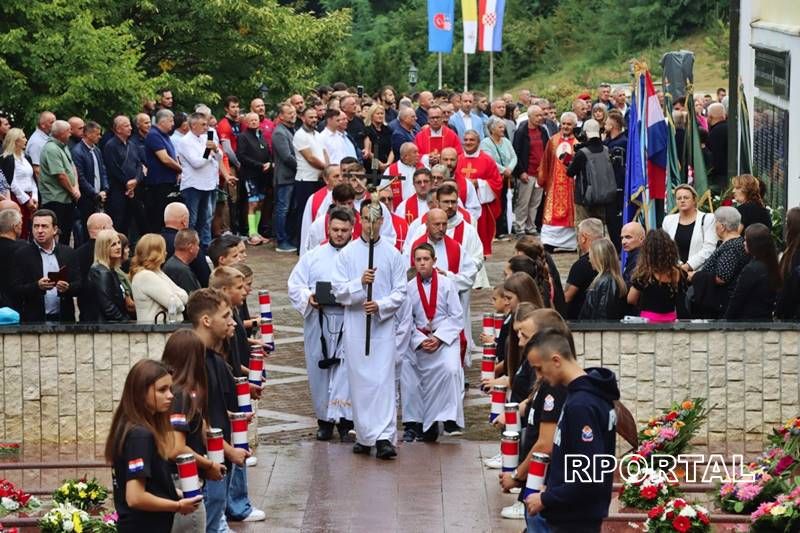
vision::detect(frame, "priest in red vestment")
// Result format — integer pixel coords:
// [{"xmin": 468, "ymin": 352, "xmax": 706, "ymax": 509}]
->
[
  {"xmin": 415, "ymin": 105, "xmax": 463, "ymax": 166},
  {"xmin": 538, "ymin": 112, "xmax": 578, "ymax": 250},
  {"xmin": 453, "ymin": 130, "xmax": 502, "ymax": 256}
]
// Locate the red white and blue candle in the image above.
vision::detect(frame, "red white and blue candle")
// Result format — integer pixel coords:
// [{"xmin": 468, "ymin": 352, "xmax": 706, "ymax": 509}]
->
[
  {"xmin": 235, "ymin": 377, "xmax": 251, "ymax": 413},
  {"xmin": 260, "ymin": 317, "xmax": 275, "ymax": 352},
  {"xmin": 501, "ymin": 431, "xmax": 519, "ymax": 473},
  {"xmin": 230, "ymin": 412, "xmax": 249, "ymax": 450},
  {"xmin": 249, "ymin": 352, "xmax": 264, "ymax": 386},
  {"xmin": 523, "ymin": 452, "xmax": 551, "ymax": 499},
  {"xmin": 176, "ymin": 453, "xmax": 202, "ymax": 498},
  {"xmin": 481, "ymin": 344, "xmax": 496, "ymax": 382},
  {"xmin": 206, "ymin": 428, "xmax": 224, "ymax": 464},
  {"xmin": 489, "ymin": 384, "xmax": 507, "ymax": 423},
  {"xmin": 258, "ymin": 289, "xmax": 272, "ymax": 320},
  {"xmin": 504, "ymin": 402, "xmax": 520, "ymax": 433},
  {"xmin": 493, "ymin": 313, "xmax": 504, "ymax": 333},
  {"xmin": 482, "ymin": 312, "xmax": 495, "ymax": 338}
]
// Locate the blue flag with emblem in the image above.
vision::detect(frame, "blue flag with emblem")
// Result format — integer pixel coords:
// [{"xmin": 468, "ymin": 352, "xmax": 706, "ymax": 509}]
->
[{"xmin": 428, "ymin": 0, "xmax": 455, "ymax": 52}]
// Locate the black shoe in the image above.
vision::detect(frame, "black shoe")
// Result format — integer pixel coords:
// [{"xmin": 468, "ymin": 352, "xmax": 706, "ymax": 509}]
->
[
  {"xmin": 316, "ymin": 420, "xmax": 334, "ymax": 441},
  {"xmin": 375, "ymin": 440, "xmax": 397, "ymax": 460},
  {"xmin": 338, "ymin": 419, "xmax": 355, "ymax": 442},
  {"xmin": 402, "ymin": 422, "xmax": 420, "ymax": 443},
  {"xmin": 352, "ymin": 442, "xmax": 371, "ymax": 455},
  {"xmin": 420, "ymin": 423, "xmax": 439, "ymax": 443},
  {"xmin": 443, "ymin": 420, "xmax": 463, "ymax": 436}
]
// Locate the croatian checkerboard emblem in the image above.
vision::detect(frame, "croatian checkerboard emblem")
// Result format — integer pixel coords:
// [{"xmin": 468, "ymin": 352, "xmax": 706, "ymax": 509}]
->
[{"xmin": 581, "ymin": 425, "xmax": 594, "ymax": 442}]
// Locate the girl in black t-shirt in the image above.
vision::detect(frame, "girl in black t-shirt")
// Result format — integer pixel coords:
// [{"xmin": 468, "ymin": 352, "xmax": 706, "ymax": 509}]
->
[
  {"xmin": 627, "ymin": 229, "xmax": 686, "ymax": 322},
  {"xmin": 105, "ymin": 359, "xmax": 202, "ymax": 533}
]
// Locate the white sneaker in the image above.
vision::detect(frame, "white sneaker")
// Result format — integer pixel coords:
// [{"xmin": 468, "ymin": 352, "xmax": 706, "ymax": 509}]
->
[
  {"xmin": 501, "ymin": 501, "xmax": 525, "ymax": 520},
  {"xmin": 483, "ymin": 453, "xmax": 502, "ymax": 469},
  {"xmin": 242, "ymin": 508, "xmax": 266, "ymax": 522},
  {"xmin": 510, "ymin": 487, "xmax": 521, "ymax": 494},
  {"xmin": 246, "ymin": 456, "xmax": 258, "ymax": 467}
]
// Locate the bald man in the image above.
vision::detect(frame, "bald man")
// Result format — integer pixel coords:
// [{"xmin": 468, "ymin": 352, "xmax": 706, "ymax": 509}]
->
[
  {"xmin": 161, "ymin": 201, "xmax": 210, "ymax": 287},
  {"xmin": 0, "ymin": 208, "xmax": 22, "ymax": 308},
  {"xmin": 0, "ymin": 199, "xmax": 21, "ymax": 213},
  {"xmin": 26, "ymin": 111, "xmax": 56, "ymax": 177},
  {"xmin": 620, "ymin": 221, "xmax": 645, "ymax": 285},
  {"xmin": 706, "ymin": 102, "xmax": 728, "ymax": 194},
  {"xmin": 416, "ymin": 91, "xmax": 434, "ymax": 127},
  {"xmin": 67, "ymin": 117, "xmax": 85, "ymax": 149}
]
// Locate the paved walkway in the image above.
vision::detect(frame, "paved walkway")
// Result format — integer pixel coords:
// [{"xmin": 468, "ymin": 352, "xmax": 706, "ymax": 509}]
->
[{"xmin": 231, "ymin": 442, "xmax": 522, "ymax": 533}]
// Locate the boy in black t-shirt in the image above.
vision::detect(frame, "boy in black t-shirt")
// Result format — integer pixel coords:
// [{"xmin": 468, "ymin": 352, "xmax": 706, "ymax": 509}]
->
[{"xmin": 187, "ymin": 289, "xmax": 251, "ymax": 533}]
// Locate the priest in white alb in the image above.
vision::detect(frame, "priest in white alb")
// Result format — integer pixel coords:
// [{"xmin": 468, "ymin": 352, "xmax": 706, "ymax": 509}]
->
[
  {"xmin": 332, "ymin": 200, "xmax": 407, "ymax": 459},
  {"xmin": 406, "ymin": 242, "xmax": 465, "ymax": 442},
  {"xmin": 299, "ymin": 164, "xmax": 344, "ymax": 254},
  {"xmin": 380, "ymin": 142, "xmax": 424, "ymax": 210},
  {"xmin": 287, "ymin": 207, "xmax": 356, "ymax": 441},
  {"xmin": 301, "ymin": 183, "xmax": 361, "ymax": 254}
]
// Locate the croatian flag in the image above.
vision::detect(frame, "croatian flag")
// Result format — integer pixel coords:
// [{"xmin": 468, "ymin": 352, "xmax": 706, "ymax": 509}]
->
[
  {"xmin": 644, "ymin": 71, "xmax": 668, "ymax": 201},
  {"xmin": 462, "ymin": 0, "xmax": 478, "ymax": 54},
  {"xmin": 478, "ymin": 0, "xmax": 506, "ymax": 52},
  {"xmin": 427, "ymin": 0, "xmax": 454, "ymax": 53}
]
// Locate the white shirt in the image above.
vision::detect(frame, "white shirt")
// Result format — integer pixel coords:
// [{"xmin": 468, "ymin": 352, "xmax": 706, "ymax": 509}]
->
[
  {"xmin": 459, "ymin": 110, "xmax": 473, "ymax": 132},
  {"xmin": 176, "ymin": 130, "xmax": 220, "ymax": 191},
  {"xmin": 26, "ymin": 128, "xmax": 49, "ymax": 166},
  {"xmin": 319, "ymin": 128, "xmax": 355, "ymax": 165},
  {"xmin": 293, "ymin": 127, "xmax": 327, "ymax": 182},
  {"xmin": 38, "ymin": 242, "xmax": 60, "ymax": 315},
  {"xmin": 10, "ymin": 154, "xmax": 37, "ymax": 204}
]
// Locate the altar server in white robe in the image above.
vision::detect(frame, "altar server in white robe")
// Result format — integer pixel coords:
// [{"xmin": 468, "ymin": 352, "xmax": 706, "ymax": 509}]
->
[
  {"xmin": 332, "ymin": 200, "xmax": 407, "ymax": 459},
  {"xmin": 299, "ymin": 164, "xmax": 344, "ymax": 256},
  {"xmin": 406, "ymin": 243, "xmax": 465, "ymax": 442},
  {"xmin": 287, "ymin": 208, "xmax": 355, "ymax": 441}
]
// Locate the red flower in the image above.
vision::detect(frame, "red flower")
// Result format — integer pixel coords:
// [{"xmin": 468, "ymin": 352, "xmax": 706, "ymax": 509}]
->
[
  {"xmin": 640, "ymin": 485, "xmax": 659, "ymax": 500},
  {"xmin": 666, "ymin": 511, "xmax": 675, "ymax": 520},
  {"xmin": 698, "ymin": 512, "xmax": 710, "ymax": 525},
  {"xmin": 774, "ymin": 455, "xmax": 795, "ymax": 475},
  {"xmin": 648, "ymin": 505, "xmax": 664, "ymax": 519},
  {"xmin": 672, "ymin": 516, "xmax": 691, "ymax": 532},
  {"xmin": 672, "ymin": 499, "xmax": 686, "ymax": 510}
]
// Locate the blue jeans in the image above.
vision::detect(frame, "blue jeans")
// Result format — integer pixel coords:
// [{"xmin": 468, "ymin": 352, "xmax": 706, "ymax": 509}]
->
[
  {"xmin": 273, "ymin": 183, "xmax": 294, "ymax": 246},
  {"xmin": 203, "ymin": 477, "xmax": 228, "ymax": 533},
  {"xmin": 226, "ymin": 463, "xmax": 253, "ymax": 521},
  {"xmin": 525, "ymin": 508, "xmax": 551, "ymax": 533},
  {"xmin": 182, "ymin": 187, "xmax": 215, "ymax": 249}
]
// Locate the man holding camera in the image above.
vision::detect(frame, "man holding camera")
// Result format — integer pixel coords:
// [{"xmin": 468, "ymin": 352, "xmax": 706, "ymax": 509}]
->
[{"xmin": 288, "ymin": 207, "xmax": 355, "ymax": 442}]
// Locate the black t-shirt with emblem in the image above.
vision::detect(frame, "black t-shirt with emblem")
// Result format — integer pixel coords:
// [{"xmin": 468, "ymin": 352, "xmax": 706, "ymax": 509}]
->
[{"xmin": 112, "ymin": 425, "xmax": 178, "ymax": 532}]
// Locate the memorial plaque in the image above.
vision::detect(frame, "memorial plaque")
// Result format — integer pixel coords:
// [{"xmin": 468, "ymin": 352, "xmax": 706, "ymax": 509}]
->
[
  {"xmin": 752, "ymin": 98, "xmax": 788, "ymax": 210},
  {"xmin": 753, "ymin": 47, "xmax": 790, "ymax": 99}
]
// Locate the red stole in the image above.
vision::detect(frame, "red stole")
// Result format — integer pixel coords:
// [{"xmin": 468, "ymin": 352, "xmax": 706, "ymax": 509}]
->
[
  {"xmin": 404, "ymin": 195, "xmax": 421, "ymax": 225},
  {"xmin": 386, "ymin": 162, "xmax": 423, "ymax": 210},
  {"xmin": 416, "ymin": 272, "xmax": 438, "ymax": 329},
  {"xmin": 310, "ymin": 187, "xmax": 329, "ymax": 220},
  {"xmin": 410, "ymin": 234, "xmax": 461, "ymax": 273},
  {"xmin": 391, "ymin": 213, "xmax": 408, "ymax": 251},
  {"xmin": 455, "ymin": 151, "xmax": 503, "ymax": 256}
]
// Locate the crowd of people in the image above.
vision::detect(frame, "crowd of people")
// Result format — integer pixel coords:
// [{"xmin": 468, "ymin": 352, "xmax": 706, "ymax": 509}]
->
[{"xmin": 0, "ymin": 80, "xmax": 794, "ymax": 533}]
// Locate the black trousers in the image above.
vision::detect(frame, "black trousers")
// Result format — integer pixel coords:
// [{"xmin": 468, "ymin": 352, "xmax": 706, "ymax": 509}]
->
[
  {"xmin": 42, "ymin": 201, "xmax": 76, "ymax": 245},
  {"xmin": 290, "ymin": 180, "xmax": 323, "ymax": 246},
  {"xmin": 550, "ymin": 521, "xmax": 602, "ymax": 533},
  {"xmin": 144, "ymin": 182, "xmax": 177, "ymax": 234}
]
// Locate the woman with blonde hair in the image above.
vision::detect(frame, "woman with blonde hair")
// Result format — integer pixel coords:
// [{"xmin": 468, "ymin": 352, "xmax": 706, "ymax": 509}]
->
[
  {"xmin": 130, "ymin": 234, "xmax": 188, "ymax": 323},
  {"xmin": 1, "ymin": 128, "xmax": 38, "ymax": 238},
  {"xmin": 579, "ymin": 238, "xmax": 627, "ymax": 319},
  {"xmin": 732, "ymin": 174, "xmax": 771, "ymax": 231},
  {"xmin": 363, "ymin": 103, "xmax": 394, "ymax": 171},
  {"xmin": 83, "ymin": 229, "xmax": 130, "ymax": 322},
  {"xmin": 662, "ymin": 184, "xmax": 717, "ymax": 272}
]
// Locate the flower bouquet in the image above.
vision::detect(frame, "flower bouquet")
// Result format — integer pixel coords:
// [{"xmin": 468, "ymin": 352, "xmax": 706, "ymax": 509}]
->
[
  {"xmin": 750, "ymin": 484, "xmax": 800, "ymax": 533},
  {"xmin": 643, "ymin": 497, "xmax": 711, "ymax": 532},
  {"xmin": 0, "ymin": 478, "xmax": 41, "ymax": 517},
  {"xmin": 39, "ymin": 503, "xmax": 91, "ymax": 533},
  {"xmin": 632, "ymin": 399, "xmax": 709, "ymax": 464},
  {"xmin": 53, "ymin": 477, "xmax": 108, "ymax": 511},
  {"xmin": 620, "ymin": 468, "xmax": 681, "ymax": 510},
  {"xmin": 717, "ymin": 447, "xmax": 794, "ymax": 514},
  {"xmin": 768, "ymin": 416, "xmax": 800, "ymax": 460}
]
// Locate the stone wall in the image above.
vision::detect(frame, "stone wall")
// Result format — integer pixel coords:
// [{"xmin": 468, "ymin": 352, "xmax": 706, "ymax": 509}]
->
[
  {"xmin": 570, "ymin": 323, "xmax": 800, "ymax": 456},
  {"xmin": 0, "ymin": 323, "xmax": 798, "ymax": 458}
]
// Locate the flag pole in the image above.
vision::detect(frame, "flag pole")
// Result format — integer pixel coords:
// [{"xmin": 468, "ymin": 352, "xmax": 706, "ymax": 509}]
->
[
  {"xmin": 489, "ymin": 52, "xmax": 494, "ymax": 100},
  {"xmin": 438, "ymin": 53, "xmax": 443, "ymax": 89},
  {"xmin": 464, "ymin": 53, "xmax": 468, "ymax": 91}
]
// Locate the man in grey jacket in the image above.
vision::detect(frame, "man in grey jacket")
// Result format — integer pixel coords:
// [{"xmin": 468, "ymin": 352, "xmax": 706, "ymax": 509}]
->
[{"xmin": 272, "ymin": 103, "xmax": 298, "ymax": 252}]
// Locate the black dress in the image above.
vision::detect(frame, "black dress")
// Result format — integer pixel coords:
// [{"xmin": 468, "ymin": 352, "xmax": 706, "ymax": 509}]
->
[
  {"xmin": 725, "ymin": 259, "xmax": 777, "ymax": 319},
  {"xmin": 737, "ymin": 201, "xmax": 772, "ymax": 232},
  {"xmin": 365, "ymin": 125, "xmax": 392, "ymax": 167}
]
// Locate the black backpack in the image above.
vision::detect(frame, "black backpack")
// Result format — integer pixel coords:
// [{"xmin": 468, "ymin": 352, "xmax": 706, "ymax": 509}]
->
[{"xmin": 575, "ymin": 146, "xmax": 617, "ymax": 206}]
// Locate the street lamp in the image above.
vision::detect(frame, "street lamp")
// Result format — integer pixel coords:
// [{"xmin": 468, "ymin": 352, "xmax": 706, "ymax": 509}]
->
[
  {"xmin": 259, "ymin": 83, "xmax": 268, "ymax": 100},
  {"xmin": 408, "ymin": 64, "xmax": 418, "ymax": 89}
]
